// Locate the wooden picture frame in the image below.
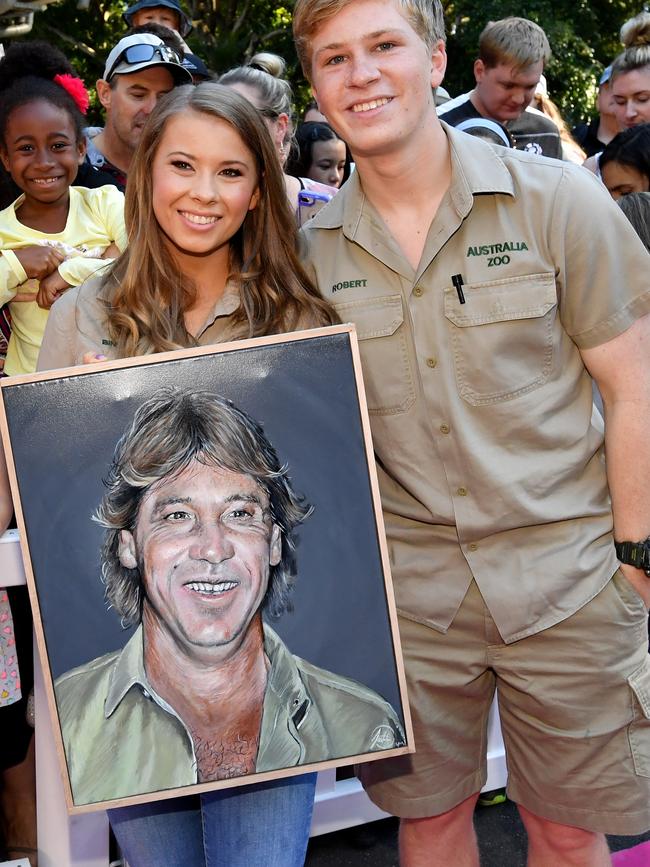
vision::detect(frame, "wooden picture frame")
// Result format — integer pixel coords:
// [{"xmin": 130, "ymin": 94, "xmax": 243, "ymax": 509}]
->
[{"xmin": 0, "ymin": 325, "xmax": 413, "ymax": 813}]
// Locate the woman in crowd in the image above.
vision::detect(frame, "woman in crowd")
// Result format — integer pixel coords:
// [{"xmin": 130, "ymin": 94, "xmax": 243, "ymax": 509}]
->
[
  {"xmin": 610, "ymin": 11, "xmax": 650, "ymax": 130},
  {"xmin": 287, "ymin": 121, "xmax": 350, "ymax": 189},
  {"xmin": 38, "ymin": 82, "xmax": 338, "ymax": 867},
  {"xmin": 583, "ymin": 13, "xmax": 650, "ymax": 176},
  {"xmin": 599, "ymin": 123, "xmax": 650, "ymax": 199},
  {"xmin": 219, "ymin": 54, "xmax": 338, "ymax": 221}
]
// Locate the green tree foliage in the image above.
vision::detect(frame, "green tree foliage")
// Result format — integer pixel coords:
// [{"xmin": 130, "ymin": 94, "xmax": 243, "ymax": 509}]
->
[
  {"xmin": 27, "ymin": 0, "xmax": 305, "ymax": 119},
  {"xmin": 27, "ymin": 0, "xmax": 300, "ymax": 89},
  {"xmin": 21, "ymin": 0, "xmax": 644, "ymax": 124}
]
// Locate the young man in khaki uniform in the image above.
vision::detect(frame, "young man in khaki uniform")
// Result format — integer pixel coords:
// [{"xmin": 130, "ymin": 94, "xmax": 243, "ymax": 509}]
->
[{"xmin": 293, "ymin": 0, "xmax": 650, "ymax": 863}]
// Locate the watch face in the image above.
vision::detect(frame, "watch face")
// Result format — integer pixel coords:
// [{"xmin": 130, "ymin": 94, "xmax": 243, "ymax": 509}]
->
[{"xmin": 615, "ymin": 539, "xmax": 650, "ymax": 573}]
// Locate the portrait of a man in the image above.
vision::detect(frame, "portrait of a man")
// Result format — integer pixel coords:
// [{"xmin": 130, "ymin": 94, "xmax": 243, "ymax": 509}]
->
[{"xmin": 54, "ymin": 388, "xmax": 405, "ymax": 805}]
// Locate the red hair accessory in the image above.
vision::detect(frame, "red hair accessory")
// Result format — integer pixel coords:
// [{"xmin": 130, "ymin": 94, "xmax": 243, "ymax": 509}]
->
[{"xmin": 53, "ymin": 74, "xmax": 90, "ymax": 115}]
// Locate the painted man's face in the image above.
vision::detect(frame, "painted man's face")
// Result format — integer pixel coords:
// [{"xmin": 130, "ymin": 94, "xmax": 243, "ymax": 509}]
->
[{"xmin": 118, "ymin": 460, "xmax": 281, "ymax": 657}]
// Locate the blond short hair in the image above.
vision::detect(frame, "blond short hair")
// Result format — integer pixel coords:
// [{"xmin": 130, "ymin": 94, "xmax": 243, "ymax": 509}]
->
[
  {"xmin": 478, "ymin": 17, "xmax": 551, "ymax": 70},
  {"xmin": 293, "ymin": 0, "xmax": 445, "ymax": 80}
]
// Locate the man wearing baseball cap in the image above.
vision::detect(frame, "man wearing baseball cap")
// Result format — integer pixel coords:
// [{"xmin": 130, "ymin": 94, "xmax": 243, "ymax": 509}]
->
[
  {"xmin": 573, "ymin": 66, "xmax": 620, "ymax": 158},
  {"xmin": 86, "ymin": 29, "xmax": 191, "ymax": 187}
]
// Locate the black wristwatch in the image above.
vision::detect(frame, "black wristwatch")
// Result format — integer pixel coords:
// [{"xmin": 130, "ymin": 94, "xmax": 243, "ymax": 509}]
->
[{"xmin": 615, "ymin": 538, "xmax": 650, "ymax": 577}]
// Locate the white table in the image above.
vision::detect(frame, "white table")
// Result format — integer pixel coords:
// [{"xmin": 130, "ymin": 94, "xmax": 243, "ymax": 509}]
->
[{"xmin": 0, "ymin": 529, "xmax": 507, "ymax": 865}]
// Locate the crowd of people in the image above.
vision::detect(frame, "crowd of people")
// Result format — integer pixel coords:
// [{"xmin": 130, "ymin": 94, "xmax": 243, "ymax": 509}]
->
[{"xmin": 0, "ymin": 0, "xmax": 650, "ymax": 865}]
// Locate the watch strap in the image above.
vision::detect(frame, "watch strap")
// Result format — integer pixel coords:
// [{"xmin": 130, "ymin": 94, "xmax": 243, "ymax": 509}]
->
[{"xmin": 615, "ymin": 539, "xmax": 650, "ymax": 576}]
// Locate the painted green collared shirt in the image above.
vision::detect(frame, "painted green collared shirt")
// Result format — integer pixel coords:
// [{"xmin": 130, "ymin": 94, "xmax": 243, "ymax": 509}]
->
[{"xmin": 55, "ymin": 624, "xmax": 405, "ymax": 806}]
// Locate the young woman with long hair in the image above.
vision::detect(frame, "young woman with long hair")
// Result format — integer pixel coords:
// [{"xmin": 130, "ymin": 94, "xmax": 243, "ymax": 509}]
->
[{"xmin": 37, "ymin": 81, "xmax": 338, "ymax": 867}]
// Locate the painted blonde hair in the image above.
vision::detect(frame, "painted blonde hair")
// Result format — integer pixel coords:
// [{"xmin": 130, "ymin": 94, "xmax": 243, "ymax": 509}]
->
[{"xmin": 101, "ymin": 82, "xmax": 337, "ymax": 357}]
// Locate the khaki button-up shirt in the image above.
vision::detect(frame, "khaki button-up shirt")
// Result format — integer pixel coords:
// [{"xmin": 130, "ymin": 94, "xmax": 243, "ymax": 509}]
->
[
  {"xmin": 55, "ymin": 624, "xmax": 405, "ymax": 806},
  {"xmin": 302, "ymin": 123, "xmax": 650, "ymax": 643},
  {"xmin": 37, "ymin": 275, "xmax": 245, "ymax": 370}
]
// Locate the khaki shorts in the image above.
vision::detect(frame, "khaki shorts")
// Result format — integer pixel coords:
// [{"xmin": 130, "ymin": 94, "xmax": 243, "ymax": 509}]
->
[{"xmin": 359, "ymin": 573, "xmax": 650, "ymax": 835}]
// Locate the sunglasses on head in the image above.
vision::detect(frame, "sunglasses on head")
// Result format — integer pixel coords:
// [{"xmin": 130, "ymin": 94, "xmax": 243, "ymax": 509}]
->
[{"xmin": 106, "ymin": 43, "xmax": 182, "ymax": 81}]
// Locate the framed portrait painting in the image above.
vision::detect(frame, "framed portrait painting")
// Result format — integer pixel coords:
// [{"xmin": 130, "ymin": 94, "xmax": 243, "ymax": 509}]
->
[{"xmin": 0, "ymin": 325, "xmax": 413, "ymax": 813}]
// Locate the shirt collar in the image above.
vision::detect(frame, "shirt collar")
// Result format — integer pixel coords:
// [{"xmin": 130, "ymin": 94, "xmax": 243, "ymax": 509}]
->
[
  {"xmin": 104, "ymin": 625, "xmax": 150, "ymax": 717},
  {"xmin": 262, "ymin": 624, "xmax": 310, "ymax": 725},
  {"xmin": 196, "ymin": 279, "xmax": 241, "ymax": 338},
  {"xmin": 104, "ymin": 622, "xmax": 312, "ymax": 729},
  {"xmin": 308, "ymin": 121, "xmax": 515, "ymax": 236},
  {"xmin": 257, "ymin": 624, "xmax": 325, "ymax": 768}
]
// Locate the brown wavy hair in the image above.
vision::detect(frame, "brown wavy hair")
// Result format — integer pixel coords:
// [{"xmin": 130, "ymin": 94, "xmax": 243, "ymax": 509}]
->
[{"xmin": 101, "ymin": 82, "xmax": 337, "ymax": 357}]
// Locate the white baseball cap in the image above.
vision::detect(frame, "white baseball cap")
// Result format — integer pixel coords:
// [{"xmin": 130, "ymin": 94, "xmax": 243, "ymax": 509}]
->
[{"xmin": 103, "ymin": 33, "xmax": 191, "ymax": 83}]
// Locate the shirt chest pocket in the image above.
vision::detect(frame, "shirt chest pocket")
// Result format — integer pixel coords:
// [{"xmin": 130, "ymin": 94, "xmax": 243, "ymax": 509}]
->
[
  {"xmin": 443, "ymin": 272, "xmax": 558, "ymax": 406},
  {"xmin": 334, "ymin": 295, "xmax": 415, "ymax": 415}
]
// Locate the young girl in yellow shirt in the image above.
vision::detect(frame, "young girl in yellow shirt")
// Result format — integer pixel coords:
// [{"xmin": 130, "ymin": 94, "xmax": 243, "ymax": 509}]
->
[{"xmin": 0, "ymin": 42, "xmax": 126, "ymax": 375}]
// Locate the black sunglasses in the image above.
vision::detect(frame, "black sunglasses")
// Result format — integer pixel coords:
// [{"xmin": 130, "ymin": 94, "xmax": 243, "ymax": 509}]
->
[{"xmin": 106, "ymin": 43, "xmax": 182, "ymax": 81}]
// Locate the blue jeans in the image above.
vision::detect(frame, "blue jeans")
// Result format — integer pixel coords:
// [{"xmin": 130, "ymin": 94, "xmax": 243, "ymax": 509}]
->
[{"xmin": 108, "ymin": 773, "xmax": 317, "ymax": 867}]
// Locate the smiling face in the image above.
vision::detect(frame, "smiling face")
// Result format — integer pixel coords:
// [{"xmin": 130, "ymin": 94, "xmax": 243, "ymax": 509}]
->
[
  {"xmin": 308, "ymin": 137, "xmax": 347, "ymax": 186},
  {"xmin": 151, "ymin": 109, "xmax": 260, "ymax": 268},
  {"xmin": 611, "ymin": 68, "xmax": 650, "ymax": 129},
  {"xmin": 97, "ymin": 66, "xmax": 176, "ymax": 157},
  {"xmin": 309, "ymin": 0, "xmax": 446, "ymax": 161},
  {"xmin": 118, "ymin": 460, "xmax": 281, "ymax": 657},
  {"xmin": 0, "ymin": 100, "xmax": 84, "ymax": 210},
  {"xmin": 472, "ymin": 59, "xmax": 543, "ymax": 123}
]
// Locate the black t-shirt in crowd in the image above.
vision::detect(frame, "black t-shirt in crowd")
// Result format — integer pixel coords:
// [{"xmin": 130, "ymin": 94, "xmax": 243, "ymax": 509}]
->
[
  {"xmin": 572, "ymin": 116, "xmax": 607, "ymax": 158},
  {"xmin": 438, "ymin": 93, "xmax": 563, "ymax": 159}
]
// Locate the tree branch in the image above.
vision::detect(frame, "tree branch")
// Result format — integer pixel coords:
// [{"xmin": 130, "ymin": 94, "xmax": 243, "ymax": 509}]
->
[
  {"xmin": 43, "ymin": 24, "xmax": 99, "ymax": 63},
  {"xmin": 232, "ymin": 0, "xmax": 251, "ymax": 34}
]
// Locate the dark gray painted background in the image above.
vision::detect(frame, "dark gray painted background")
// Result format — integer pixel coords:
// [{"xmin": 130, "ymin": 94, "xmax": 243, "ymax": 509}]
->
[{"xmin": 3, "ymin": 331, "xmax": 404, "ymax": 722}]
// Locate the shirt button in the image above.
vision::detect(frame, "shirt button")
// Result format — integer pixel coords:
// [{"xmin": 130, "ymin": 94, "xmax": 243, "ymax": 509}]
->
[
  {"xmin": 440, "ymin": 423, "xmax": 450, "ymax": 434},
  {"xmin": 413, "ymin": 286, "xmax": 423, "ymax": 297},
  {"xmin": 142, "ymin": 689, "xmax": 151, "ymax": 699},
  {"xmin": 457, "ymin": 487, "xmax": 468, "ymax": 496},
  {"xmin": 469, "ymin": 543, "xmax": 478, "ymax": 551},
  {"xmin": 426, "ymin": 357, "xmax": 437, "ymax": 368}
]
